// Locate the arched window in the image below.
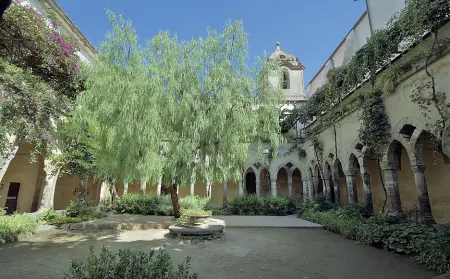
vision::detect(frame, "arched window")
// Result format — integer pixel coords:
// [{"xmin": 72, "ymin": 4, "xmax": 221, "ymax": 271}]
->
[{"xmin": 282, "ymin": 69, "xmax": 290, "ymax": 89}]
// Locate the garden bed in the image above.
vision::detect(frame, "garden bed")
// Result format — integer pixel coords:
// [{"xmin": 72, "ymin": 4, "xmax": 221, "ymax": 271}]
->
[
  {"xmin": 0, "ymin": 213, "xmax": 37, "ymax": 244},
  {"xmin": 297, "ymin": 198, "xmax": 450, "ymax": 274}
]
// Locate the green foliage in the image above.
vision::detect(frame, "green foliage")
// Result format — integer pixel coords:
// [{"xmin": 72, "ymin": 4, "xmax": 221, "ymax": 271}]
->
[
  {"xmin": 179, "ymin": 209, "xmax": 212, "ymax": 225},
  {"xmin": 38, "ymin": 202, "xmax": 108, "ymax": 226},
  {"xmin": 115, "ymin": 194, "xmax": 174, "ymax": 216},
  {"xmin": 282, "ymin": 0, "xmax": 448, "ymax": 135},
  {"xmin": 65, "ymin": 246, "xmax": 198, "ymax": 279},
  {"xmin": 0, "ymin": 214, "xmax": 36, "ymax": 243},
  {"xmin": 179, "ymin": 195, "xmax": 211, "ymax": 210},
  {"xmin": 226, "ymin": 195, "xmax": 296, "ymax": 216},
  {"xmin": 298, "ymin": 207, "xmax": 450, "ymax": 273},
  {"xmin": 227, "ymin": 195, "xmax": 265, "ymax": 215},
  {"xmin": 265, "ymin": 196, "xmax": 296, "ymax": 216},
  {"xmin": 297, "ymin": 196, "xmax": 335, "ymax": 215},
  {"xmin": 358, "ymin": 89, "xmax": 391, "ymax": 157},
  {"xmin": 76, "ymin": 10, "xmax": 283, "ymax": 187}
]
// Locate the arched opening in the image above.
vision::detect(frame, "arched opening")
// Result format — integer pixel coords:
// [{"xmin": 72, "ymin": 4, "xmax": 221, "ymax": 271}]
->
[
  {"xmin": 282, "ymin": 69, "xmax": 290, "ymax": 89},
  {"xmin": 389, "ymin": 140, "xmax": 418, "ymax": 212},
  {"xmin": 277, "ymin": 168, "xmax": 289, "ymax": 197},
  {"xmin": 260, "ymin": 168, "xmax": 270, "ymax": 198},
  {"xmin": 334, "ymin": 159, "xmax": 347, "ymax": 206},
  {"xmin": 419, "ymin": 131, "xmax": 450, "ymax": 223},
  {"xmin": 245, "ymin": 171, "xmax": 256, "ymax": 195},
  {"xmin": 348, "ymin": 153, "xmax": 362, "ymax": 203},
  {"xmin": 292, "ymin": 168, "xmax": 303, "ymax": 202},
  {"xmin": 325, "ymin": 162, "xmax": 335, "ymax": 203},
  {"xmin": 314, "ymin": 165, "xmax": 323, "ymax": 197},
  {"xmin": 365, "ymin": 151, "xmax": 385, "ymax": 213}
]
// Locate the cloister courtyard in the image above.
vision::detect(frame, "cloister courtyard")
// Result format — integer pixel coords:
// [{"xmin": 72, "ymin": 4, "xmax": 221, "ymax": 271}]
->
[{"xmin": 0, "ymin": 216, "xmax": 438, "ymax": 279}]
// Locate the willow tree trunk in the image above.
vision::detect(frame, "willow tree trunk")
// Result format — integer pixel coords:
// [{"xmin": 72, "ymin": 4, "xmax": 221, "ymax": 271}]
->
[
  {"xmin": 77, "ymin": 176, "xmax": 88, "ymax": 202},
  {"xmin": 169, "ymin": 183, "xmax": 180, "ymax": 218}
]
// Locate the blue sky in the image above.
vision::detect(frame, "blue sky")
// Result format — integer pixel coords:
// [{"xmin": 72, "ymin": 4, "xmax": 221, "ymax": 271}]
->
[{"xmin": 57, "ymin": 0, "xmax": 366, "ymax": 85}]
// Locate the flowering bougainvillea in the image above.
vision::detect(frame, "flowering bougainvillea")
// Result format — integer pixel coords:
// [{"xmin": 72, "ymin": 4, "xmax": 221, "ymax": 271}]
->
[{"xmin": 0, "ymin": 0, "xmax": 83, "ymax": 155}]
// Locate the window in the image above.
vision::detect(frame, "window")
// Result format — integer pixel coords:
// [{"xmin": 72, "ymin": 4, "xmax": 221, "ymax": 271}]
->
[{"xmin": 282, "ymin": 69, "xmax": 290, "ymax": 89}]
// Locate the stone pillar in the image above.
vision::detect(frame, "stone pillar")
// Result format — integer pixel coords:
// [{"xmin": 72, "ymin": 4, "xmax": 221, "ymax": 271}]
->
[
  {"xmin": 302, "ymin": 177, "xmax": 309, "ymax": 201},
  {"xmin": 332, "ymin": 170, "xmax": 341, "ymax": 207},
  {"xmin": 345, "ymin": 173, "xmax": 358, "ymax": 204},
  {"xmin": 238, "ymin": 177, "xmax": 244, "ymax": 196},
  {"xmin": 99, "ymin": 181, "xmax": 111, "ymax": 207},
  {"xmin": 382, "ymin": 167, "xmax": 403, "ymax": 216},
  {"xmin": 288, "ymin": 171, "xmax": 293, "ymax": 198},
  {"xmin": 206, "ymin": 179, "xmax": 212, "ymax": 198},
  {"xmin": 256, "ymin": 176, "xmax": 261, "ymax": 197},
  {"xmin": 312, "ymin": 176, "xmax": 319, "ymax": 198},
  {"xmin": 38, "ymin": 158, "xmax": 60, "ymax": 211},
  {"xmin": 323, "ymin": 178, "xmax": 332, "ymax": 202},
  {"xmin": 139, "ymin": 181, "xmax": 147, "ymax": 194},
  {"xmin": 360, "ymin": 170, "xmax": 374, "ymax": 214},
  {"xmin": 308, "ymin": 176, "xmax": 315, "ymax": 200},
  {"xmin": 190, "ymin": 171, "xmax": 195, "ymax": 196},
  {"xmin": 123, "ymin": 183, "xmax": 129, "ymax": 196},
  {"xmin": 411, "ymin": 164, "xmax": 435, "ymax": 223},
  {"xmin": 270, "ymin": 178, "xmax": 277, "ymax": 197},
  {"xmin": 156, "ymin": 176, "xmax": 162, "ymax": 196},
  {"xmin": 223, "ymin": 180, "xmax": 228, "ymax": 207}
]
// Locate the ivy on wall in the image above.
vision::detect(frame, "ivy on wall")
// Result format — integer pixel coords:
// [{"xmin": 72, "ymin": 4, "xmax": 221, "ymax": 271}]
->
[{"xmin": 282, "ymin": 0, "xmax": 449, "ymax": 161}]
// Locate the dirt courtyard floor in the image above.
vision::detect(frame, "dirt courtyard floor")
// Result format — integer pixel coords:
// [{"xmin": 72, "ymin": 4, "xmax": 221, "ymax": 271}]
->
[{"xmin": 0, "ymin": 227, "xmax": 438, "ymax": 279}]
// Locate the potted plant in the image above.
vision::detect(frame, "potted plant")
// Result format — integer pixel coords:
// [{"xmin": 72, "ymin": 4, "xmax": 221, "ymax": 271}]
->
[{"xmin": 180, "ymin": 209, "xmax": 212, "ymax": 226}]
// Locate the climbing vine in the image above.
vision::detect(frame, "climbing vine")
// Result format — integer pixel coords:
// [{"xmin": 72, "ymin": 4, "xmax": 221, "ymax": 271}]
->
[{"xmin": 282, "ymin": 0, "xmax": 449, "ymax": 163}]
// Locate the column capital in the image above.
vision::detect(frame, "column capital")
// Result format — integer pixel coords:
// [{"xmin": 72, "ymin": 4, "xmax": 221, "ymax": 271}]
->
[
  {"xmin": 288, "ymin": 177, "xmax": 293, "ymax": 183},
  {"xmin": 270, "ymin": 178, "xmax": 277, "ymax": 183}
]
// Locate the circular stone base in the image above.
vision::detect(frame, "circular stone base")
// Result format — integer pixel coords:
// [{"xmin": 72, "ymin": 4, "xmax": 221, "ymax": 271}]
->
[{"xmin": 169, "ymin": 222, "xmax": 225, "ymax": 236}]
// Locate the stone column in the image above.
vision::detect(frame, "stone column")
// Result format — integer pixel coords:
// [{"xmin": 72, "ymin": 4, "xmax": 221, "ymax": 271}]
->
[
  {"xmin": 345, "ymin": 173, "xmax": 358, "ymax": 204},
  {"xmin": 323, "ymin": 177, "xmax": 332, "ymax": 202},
  {"xmin": 308, "ymin": 176, "xmax": 315, "ymax": 200},
  {"xmin": 223, "ymin": 180, "xmax": 228, "ymax": 207},
  {"xmin": 312, "ymin": 176, "xmax": 319, "ymax": 198},
  {"xmin": 123, "ymin": 183, "xmax": 129, "ymax": 196},
  {"xmin": 99, "ymin": 181, "xmax": 111, "ymax": 208},
  {"xmin": 411, "ymin": 164, "xmax": 435, "ymax": 223},
  {"xmin": 270, "ymin": 178, "xmax": 277, "ymax": 197},
  {"xmin": 255, "ymin": 176, "xmax": 261, "ymax": 197},
  {"xmin": 238, "ymin": 177, "xmax": 244, "ymax": 196},
  {"xmin": 139, "ymin": 181, "xmax": 147, "ymax": 194},
  {"xmin": 382, "ymin": 166, "xmax": 403, "ymax": 216},
  {"xmin": 206, "ymin": 179, "xmax": 212, "ymax": 198},
  {"xmin": 156, "ymin": 176, "xmax": 162, "ymax": 196},
  {"xmin": 360, "ymin": 169, "xmax": 374, "ymax": 214},
  {"xmin": 332, "ymin": 170, "xmax": 341, "ymax": 207},
  {"xmin": 190, "ymin": 171, "xmax": 195, "ymax": 196},
  {"xmin": 38, "ymin": 158, "xmax": 60, "ymax": 211},
  {"xmin": 288, "ymin": 171, "xmax": 293, "ymax": 198},
  {"xmin": 302, "ymin": 177, "xmax": 309, "ymax": 201}
]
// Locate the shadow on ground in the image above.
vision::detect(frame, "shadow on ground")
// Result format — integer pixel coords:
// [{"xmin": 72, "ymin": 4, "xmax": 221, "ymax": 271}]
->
[{"xmin": 0, "ymin": 227, "xmax": 439, "ymax": 279}]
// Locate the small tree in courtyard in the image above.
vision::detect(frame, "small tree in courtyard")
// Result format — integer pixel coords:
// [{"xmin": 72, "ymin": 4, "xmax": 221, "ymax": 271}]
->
[{"xmin": 75, "ymin": 11, "xmax": 284, "ymax": 217}]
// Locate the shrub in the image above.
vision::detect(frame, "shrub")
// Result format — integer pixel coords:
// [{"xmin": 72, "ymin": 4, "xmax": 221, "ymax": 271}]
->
[
  {"xmin": 298, "ymin": 207, "xmax": 450, "ymax": 273},
  {"xmin": 180, "ymin": 195, "xmax": 211, "ymax": 210},
  {"xmin": 66, "ymin": 201, "xmax": 97, "ymax": 218},
  {"xmin": 265, "ymin": 197, "xmax": 296, "ymax": 216},
  {"xmin": 116, "ymin": 194, "xmax": 173, "ymax": 216},
  {"xmin": 65, "ymin": 246, "xmax": 198, "ymax": 279},
  {"xmin": 212, "ymin": 208, "xmax": 231, "ymax": 215},
  {"xmin": 227, "ymin": 195, "xmax": 265, "ymax": 215},
  {"xmin": 37, "ymin": 209, "xmax": 108, "ymax": 226},
  {"xmin": 0, "ymin": 214, "xmax": 37, "ymax": 243}
]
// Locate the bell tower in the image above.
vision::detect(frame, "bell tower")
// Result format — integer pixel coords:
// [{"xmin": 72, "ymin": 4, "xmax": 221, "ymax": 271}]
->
[{"xmin": 268, "ymin": 42, "xmax": 306, "ymax": 104}]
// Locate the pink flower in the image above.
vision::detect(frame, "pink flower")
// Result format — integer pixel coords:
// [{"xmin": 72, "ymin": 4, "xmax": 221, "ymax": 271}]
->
[{"xmin": 72, "ymin": 65, "xmax": 78, "ymax": 72}]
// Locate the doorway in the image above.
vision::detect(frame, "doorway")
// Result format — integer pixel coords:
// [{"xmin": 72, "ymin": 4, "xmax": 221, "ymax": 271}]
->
[
  {"xmin": 5, "ymin": 182, "xmax": 20, "ymax": 214},
  {"xmin": 245, "ymin": 172, "xmax": 256, "ymax": 194}
]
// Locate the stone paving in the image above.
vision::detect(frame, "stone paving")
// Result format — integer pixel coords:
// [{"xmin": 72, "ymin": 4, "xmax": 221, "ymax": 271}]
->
[
  {"xmin": 0, "ymin": 227, "xmax": 437, "ymax": 279},
  {"xmin": 62, "ymin": 213, "xmax": 323, "ymax": 230}
]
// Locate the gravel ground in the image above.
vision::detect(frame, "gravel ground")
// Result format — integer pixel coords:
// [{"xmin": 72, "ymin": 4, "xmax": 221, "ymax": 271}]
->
[{"xmin": 0, "ymin": 227, "xmax": 438, "ymax": 279}]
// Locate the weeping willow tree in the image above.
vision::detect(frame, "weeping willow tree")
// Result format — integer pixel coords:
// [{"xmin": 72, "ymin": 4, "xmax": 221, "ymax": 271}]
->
[{"xmin": 76, "ymin": 11, "xmax": 283, "ymax": 217}]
